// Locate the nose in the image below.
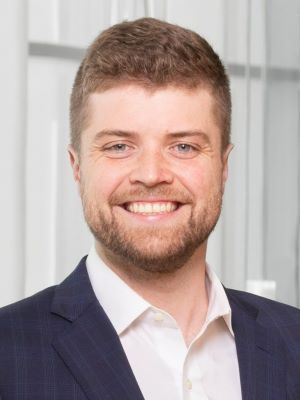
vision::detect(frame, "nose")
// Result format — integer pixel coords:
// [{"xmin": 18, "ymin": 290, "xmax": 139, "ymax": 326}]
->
[{"xmin": 129, "ymin": 148, "xmax": 174, "ymax": 187}]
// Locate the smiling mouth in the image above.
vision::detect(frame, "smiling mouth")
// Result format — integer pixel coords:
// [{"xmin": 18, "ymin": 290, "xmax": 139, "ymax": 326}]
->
[{"xmin": 122, "ymin": 201, "xmax": 181, "ymax": 215}]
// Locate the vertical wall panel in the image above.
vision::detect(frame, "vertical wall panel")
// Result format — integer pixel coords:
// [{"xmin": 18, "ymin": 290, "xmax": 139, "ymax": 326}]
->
[
  {"xmin": 166, "ymin": 0, "xmax": 225, "ymax": 56},
  {"xmin": 25, "ymin": 58, "xmax": 59, "ymax": 296},
  {"xmin": 29, "ymin": 0, "xmax": 59, "ymax": 42},
  {"xmin": 1, "ymin": 0, "xmax": 300, "ymax": 306},
  {"xmin": 222, "ymin": 78, "xmax": 248, "ymax": 289},
  {"xmin": 145, "ymin": 0, "xmax": 167, "ymax": 19},
  {"xmin": 264, "ymin": 82, "xmax": 299, "ymax": 306},
  {"xmin": 25, "ymin": 57, "xmax": 92, "ymax": 297},
  {"xmin": 0, "ymin": 0, "xmax": 28, "ymax": 306}
]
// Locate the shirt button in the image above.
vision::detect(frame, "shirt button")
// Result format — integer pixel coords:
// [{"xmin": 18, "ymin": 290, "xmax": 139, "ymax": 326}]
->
[
  {"xmin": 154, "ymin": 312, "xmax": 164, "ymax": 322},
  {"xmin": 185, "ymin": 378, "xmax": 193, "ymax": 390}
]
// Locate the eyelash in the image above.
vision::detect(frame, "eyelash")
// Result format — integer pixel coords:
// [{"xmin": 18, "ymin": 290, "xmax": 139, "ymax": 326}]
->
[
  {"xmin": 105, "ymin": 143, "xmax": 130, "ymax": 152},
  {"xmin": 102, "ymin": 142, "xmax": 199, "ymax": 158},
  {"xmin": 173, "ymin": 143, "xmax": 195, "ymax": 153}
]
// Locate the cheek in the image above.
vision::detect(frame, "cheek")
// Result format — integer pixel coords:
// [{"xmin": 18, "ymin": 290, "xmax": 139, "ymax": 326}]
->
[
  {"xmin": 176, "ymin": 162, "xmax": 219, "ymax": 191},
  {"xmin": 86, "ymin": 167, "xmax": 128, "ymax": 203}
]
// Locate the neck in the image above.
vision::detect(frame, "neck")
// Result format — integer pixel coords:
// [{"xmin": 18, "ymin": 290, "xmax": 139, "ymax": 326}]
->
[{"xmin": 95, "ymin": 242, "xmax": 209, "ymax": 346}]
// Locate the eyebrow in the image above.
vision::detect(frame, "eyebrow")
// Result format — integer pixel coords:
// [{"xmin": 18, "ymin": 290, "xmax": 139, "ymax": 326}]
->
[
  {"xmin": 94, "ymin": 129, "xmax": 211, "ymax": 144},
  {"xmin": 165, "ymin": 130, "xmax": 211, "ymax": 144},
  {"xmin": 94, "ymin": 130, "xmax": 137, "ymax": 142}
]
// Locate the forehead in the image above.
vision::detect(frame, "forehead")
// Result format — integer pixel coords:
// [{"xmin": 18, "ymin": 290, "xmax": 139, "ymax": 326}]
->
[{"xmin": 85, "ymin": 84, "xmax": 220, "ymax": 142}]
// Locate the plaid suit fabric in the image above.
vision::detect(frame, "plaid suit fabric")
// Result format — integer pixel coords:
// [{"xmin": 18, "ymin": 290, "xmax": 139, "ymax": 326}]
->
[
  {"xmin": 0, "ymin": 258, "xmax": 144, "ymax": 400},
  {"xmin": 226, "ymin": 288, "xmax": 300, "ymax": 399},
  {"xmin": 0, "ymin": 257, "xmax": 299, "ymax": 399}
]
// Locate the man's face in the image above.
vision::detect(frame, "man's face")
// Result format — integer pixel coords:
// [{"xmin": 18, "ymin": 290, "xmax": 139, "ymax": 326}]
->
[{"xmin": 69, "ymin": 85, "xmax": 231, "ymax": 274}]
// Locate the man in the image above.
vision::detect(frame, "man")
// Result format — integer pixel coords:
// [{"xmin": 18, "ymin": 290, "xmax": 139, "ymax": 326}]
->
[{"xmin": 0, "ymin": 17, "xmax": 300, "ymax": 400}]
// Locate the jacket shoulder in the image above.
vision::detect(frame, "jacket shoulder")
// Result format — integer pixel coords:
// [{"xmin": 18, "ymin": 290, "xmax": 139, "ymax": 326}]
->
[
  {"xmin": 226, "ymin": 288, "xmax": 300, "ymax": 349},
  {"xmin": 227, "ymin": 289, "xmax": 300, "ymax": 397},
  {"xmin": 0, "ymin": 285, "xmax": 59, "ymax": 343},
  {"xmin": 0, "ymin": 285, "xmax": 56, "ymax": 318},
  {"xmin": 226, "ymin": 287, "xmax": 300, "ymax": 320}
]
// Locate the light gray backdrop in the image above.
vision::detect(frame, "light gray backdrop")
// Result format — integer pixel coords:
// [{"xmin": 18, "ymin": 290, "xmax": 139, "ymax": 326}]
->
[{"xmin": 1, "ymin": 0, "xmax": 299, "ymax": 308}]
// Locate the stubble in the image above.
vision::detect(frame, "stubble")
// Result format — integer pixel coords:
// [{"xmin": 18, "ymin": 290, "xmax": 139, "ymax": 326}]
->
[{"xmin": 81, "ymin": 185, "xmax": 223, "ymax": 275}]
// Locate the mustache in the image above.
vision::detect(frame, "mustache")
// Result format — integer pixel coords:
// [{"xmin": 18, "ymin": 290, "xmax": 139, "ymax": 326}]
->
[{"xmin": 109, "ymin": 187, "xmax": 194, "ymax": 205}]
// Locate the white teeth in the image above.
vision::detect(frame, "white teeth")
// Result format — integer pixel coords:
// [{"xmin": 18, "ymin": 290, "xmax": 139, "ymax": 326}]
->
[
  {"xmin": 126, "ymin": 202, "xmax": 177, "ymax": 214},
  {"xmin": 144, "ymin": 204, "xmax": 152, "ymax": 213},
  {"xmin": 153, "ymin": 203, "xmax": 160, "ymax": 213}
]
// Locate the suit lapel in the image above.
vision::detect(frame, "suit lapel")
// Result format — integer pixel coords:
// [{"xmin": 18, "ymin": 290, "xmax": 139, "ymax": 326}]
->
[
  {"xmin": 226, "ymin": 289, "xmax": 287, "ymax": 400},
  {"xmin": 50, "ymin": 259, "xmax": 289, "ymax": 399},
  {"xmin": 51, "ymin": 258, "xmax": 144, "ymax": 400}
]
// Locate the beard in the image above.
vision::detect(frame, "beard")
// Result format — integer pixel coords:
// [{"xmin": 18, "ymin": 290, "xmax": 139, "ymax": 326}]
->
[{"xmin": 81, "ymin": 185, "xmax": 223, "ymax": 275}]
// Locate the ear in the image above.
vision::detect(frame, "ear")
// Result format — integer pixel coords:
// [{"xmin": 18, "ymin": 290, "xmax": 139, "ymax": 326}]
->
[
  {"xmin": 68, "ymin": 144, "xmax": 81, "ymax": 182},
  {"xmin": 221, "ymin": 143, "xmax": 234, "ymax": 192}
]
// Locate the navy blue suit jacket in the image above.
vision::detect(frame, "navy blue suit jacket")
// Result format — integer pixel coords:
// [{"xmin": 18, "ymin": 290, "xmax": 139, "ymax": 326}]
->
[{"xmin": 0, "ymin": 256, "xmax": 300, "ymax": 399}]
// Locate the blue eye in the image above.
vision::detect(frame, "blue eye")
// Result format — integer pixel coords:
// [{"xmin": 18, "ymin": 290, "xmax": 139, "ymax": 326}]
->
[
  {"xmin": 103, "ymin": 142, "xmax": 135, "ymax": 158},
  {"xmin": 176, "ymin": 143, "xmax": 193, "ymax": 153},
  {"xmin": 108, "ymin": 143, "xmax": 128, "ymax": 152}
]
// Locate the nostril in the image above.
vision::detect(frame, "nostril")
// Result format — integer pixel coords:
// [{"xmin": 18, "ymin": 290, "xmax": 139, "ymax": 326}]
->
[{"xmin": 128, "ymin": 162, "xmax": 174, "ymax": 186}]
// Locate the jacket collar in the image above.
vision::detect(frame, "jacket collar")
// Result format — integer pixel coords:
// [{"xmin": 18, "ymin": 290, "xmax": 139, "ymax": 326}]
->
[
  {"xmin": 225, "ymin": 288, "xmax": 287, "ymax": 400},
  {"xmin": 51, "ymin": 257, "xmax": 145, "ymax": 400},
  {"xmin": 50, "ymin": 259, "xmax": 288, "ymax": 400}
]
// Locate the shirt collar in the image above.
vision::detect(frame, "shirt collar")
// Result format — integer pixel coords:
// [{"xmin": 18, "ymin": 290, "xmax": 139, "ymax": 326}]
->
[
  {"xmin": 86, "ymin": 245, "xmax": 150, "ymax": 335},
  {"xmin": 205, "ymin": 264, "xmax": 234, "ymax": 336},
  {"xmin": 86, "ymin": 245, "xmax": 234, "ymax": 337}
]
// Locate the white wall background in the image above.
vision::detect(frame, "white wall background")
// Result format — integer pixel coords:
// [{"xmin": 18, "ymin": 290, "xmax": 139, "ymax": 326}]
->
[{"xmin": 1, "ymin": 0, "xmax": 300, "ymax": 308}]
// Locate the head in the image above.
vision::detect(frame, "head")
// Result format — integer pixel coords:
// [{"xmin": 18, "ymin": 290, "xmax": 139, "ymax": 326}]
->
[
  {"xmin": 69, "ymin": 18, "xmax": 232, "ymax": 276},
  {"xmin": 70, "ymin": 17, "xmax": 231, "ymax": 153}
]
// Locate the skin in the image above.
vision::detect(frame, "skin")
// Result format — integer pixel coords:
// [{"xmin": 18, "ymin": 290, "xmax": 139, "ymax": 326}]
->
[{"xmin": 69, "ymin": 84, "xmax": 232, "ymax": 345}]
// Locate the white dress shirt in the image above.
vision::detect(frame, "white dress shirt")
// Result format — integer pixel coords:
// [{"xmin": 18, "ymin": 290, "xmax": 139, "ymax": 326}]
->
[{"xmin": 86, "ymin": 245, "xmax": 242, "ymax": 400}]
